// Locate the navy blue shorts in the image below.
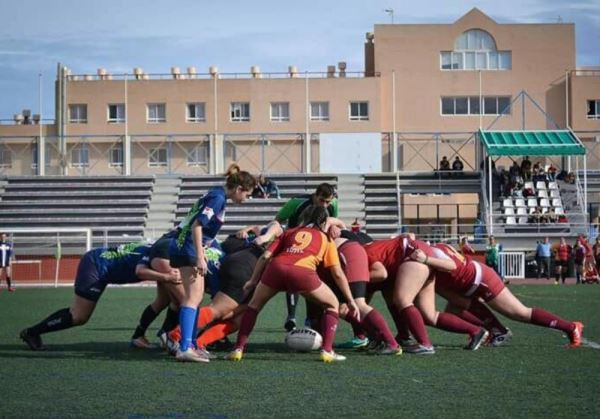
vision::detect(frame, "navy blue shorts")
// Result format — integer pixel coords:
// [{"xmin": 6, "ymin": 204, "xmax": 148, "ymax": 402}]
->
[{"xmin": 74, "ymin": 252, "xmax": 107, "ymax": 302}]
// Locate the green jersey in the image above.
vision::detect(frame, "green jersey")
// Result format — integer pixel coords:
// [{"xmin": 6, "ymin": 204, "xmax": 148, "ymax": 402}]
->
[{"xmin": 276, "ymin": 195, "xmax": 338, "ymax": 228}]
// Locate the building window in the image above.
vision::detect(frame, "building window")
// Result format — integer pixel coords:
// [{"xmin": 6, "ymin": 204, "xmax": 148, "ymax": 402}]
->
[
  {"xmin": 186, "ymin": 103, "xmax": 206, "ymax": 123},
  {"xmin": 147, "ymin": 103, "xmax": 166, "ymax": 123},
  {"xmin": 31, "ymin": 145, "xmax": 50, "ymax": 169},
  {"xmin": 441, "ymin": 29, "xmax": 511, "ymax": 71},
  {"xmin": 187, "ymin": 144, "xmax": 209, "ymax": 167},
  {"xmin": 441, "ymin": 96, "xmax": 511, "ymax": 115},
  {"xmin": 270, "ymin": 102, "xmax": 290, "ymax": 122},
  {"xmin": 310, "ymin": 102, "xmax": 330, "ymax": 121},
  {"xmin": 230, "ymin": 102, "xmax": 250, "ymax": 122},
  {"xmin": 149, "ymin": 147, "xmax": 167, "ymax": 167},
  {"xmin": 587, "ymin": 100, "xmax": 600, "ymax": 119},
  {"xmin": 0, "ymin": 145, "xmax": 12, "ymax": 168},
  {"xmin": 109, "ymin": 146, "xmax": 123, "ymax": 167},
  {"xmin": 108, "ymin": 104, "xmax": 126, "ymax": 123},
  {"xmin": 349, "ymin": 101, "xmax": 369, "ymax": 121},
  {"xmin": 68, "ymin": 104, "xmax": 87, "ymax": 123},
  {"xmin": 71, "ymin": 144, "xmax": 89, "ymax": 168}
]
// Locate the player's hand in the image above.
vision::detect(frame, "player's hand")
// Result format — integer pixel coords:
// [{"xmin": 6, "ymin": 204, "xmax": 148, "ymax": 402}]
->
[
  {"xmin": 328, "ymin": 225, "xmax": 341, "ymax": 239},
  {"xmin": 347, "ymin": 299, "xmax": 360, "ymax": 322},
  {"xmin": 194, "ymin": 257, "xmax": 208, "ymax": 277},
  {"xmin": 409, "ymin": 249, "xmax": 427, "ymax": 263},
  {"xmin": 166, "ymin": 269, "xmax": 182, "ymax": 284},
  {"xmin": 236, "ymin": 229, "xmax": 249, "ymax": 239},
  {"xmin": 242, "ymin": 280, "xmax": 258, "ymax": 296}
]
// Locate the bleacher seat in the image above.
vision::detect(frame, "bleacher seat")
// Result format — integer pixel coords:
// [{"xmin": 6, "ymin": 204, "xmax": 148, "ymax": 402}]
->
[
  {"xmin": 524, "ymin": 181, "xmax": 535, "ymax": 191},
  {"xmin": 504, "ymin": 208, "xmax": 515, "ymax": 216},
  {"xmin": 527, "ymin": 198, "xmax": 537, "ymax": 208},
  {"xmin": 516, "ymin": 207, "xmax": 528, "ymax": 216},
  {"xmin": 538, "ymin": 190, "xmax": 549, "ymax": 198},
  {"xmin": 552, "ymin": 198, "xmax": 563, "ymax": 208},
  {"xmin": 515, "ymin": 198, "xmax": 526, "ymax": 207},
  {"xmin": 548, "ymin": 181, "xmax": 558, "ymax": 190},
  {"xmin": 503, "ymin": 198, "xmax": 513, "ymax": 208},
  {"xmin": 555, "ymin": 207, "xmax": 565, "ymax": 215},
  {"xmin": 540, "ymin": 198, "xmax": 550, "ymax": 208},
  {"xmin": 536, "ymin": 181, "xmax": 547, "ymax": 190},
  {"xmin": 518, "ymin": 216, "xmax": 528, "ymax": 224},
  {"xmin": 506, "ymin": 216, "xmax": 517, "ymax": 225}
]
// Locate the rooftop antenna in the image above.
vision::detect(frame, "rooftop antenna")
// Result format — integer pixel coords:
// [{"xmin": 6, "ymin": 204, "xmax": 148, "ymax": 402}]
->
[{"xmin": 384, "ymin": 8, "xmax": 394, "ymax": 24}]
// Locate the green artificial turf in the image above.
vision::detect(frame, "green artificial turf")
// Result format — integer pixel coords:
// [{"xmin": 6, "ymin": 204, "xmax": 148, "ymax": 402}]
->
[{"xmin": 0, "ymin": 285, "xmax": 599, "ymax": 418}]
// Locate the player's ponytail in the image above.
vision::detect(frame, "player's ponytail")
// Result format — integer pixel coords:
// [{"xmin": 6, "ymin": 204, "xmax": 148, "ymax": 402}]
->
[{"xmin": 225, "ymin": 163, "xmax": 256, "ymax": 192}]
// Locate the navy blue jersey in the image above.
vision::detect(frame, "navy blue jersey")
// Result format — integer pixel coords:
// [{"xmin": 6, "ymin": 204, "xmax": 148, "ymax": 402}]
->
[
  {"xmin": 0, "ymin": 240, "xmax": 12, "ymax": 267},
  {"xmin": 171, "ymin": 186, "xmax": 227, "ymax": 258},
  {"xmin": 92, "ymin": 242, "xmax": 151, "ymax": 285},
  {"xmin": 204, "ymin": 247, "xmax": 224, "ymax": 297}
]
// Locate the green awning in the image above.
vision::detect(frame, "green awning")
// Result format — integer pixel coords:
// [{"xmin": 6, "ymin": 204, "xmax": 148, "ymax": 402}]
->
[{"xmin": 479, "ymin": 130, "xmax": 586, "ymax": 156}]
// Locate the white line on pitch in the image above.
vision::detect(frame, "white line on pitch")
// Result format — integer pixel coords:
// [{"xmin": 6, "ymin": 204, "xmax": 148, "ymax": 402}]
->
[{"xmin": 581, "ymin": 338, "xmax": 600, "ymax": 349}]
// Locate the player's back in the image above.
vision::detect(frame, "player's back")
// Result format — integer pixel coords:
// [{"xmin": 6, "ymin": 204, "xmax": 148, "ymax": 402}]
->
[
  {"xmin": 433, "ymin": 243, "xmax": 477, "ymax": 292},
  {"xmin": 270, "ymin": 226, "xmax": 333, "ymax": 271},
  {"xmin": 93, "ymin": 242, "xmax": 150, "ymax": 284}
]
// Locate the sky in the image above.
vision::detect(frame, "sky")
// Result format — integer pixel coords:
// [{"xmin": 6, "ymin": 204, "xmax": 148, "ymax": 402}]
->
[{"xmin": 0, "ymin": 0, "xmax": 598, "ymax": 120}]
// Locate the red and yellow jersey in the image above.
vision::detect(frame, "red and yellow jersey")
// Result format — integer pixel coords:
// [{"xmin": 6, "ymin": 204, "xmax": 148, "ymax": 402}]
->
[
  {"xmin": 459, "ymin": 243, "xmax": 475, "ymax": 255},
  {"xmin": 433, "ymin": 243, "xmax": 477, "ymax": 293},
  {"xmin": 267, "ymin": 226, "xmax": 339, "ymax": 271},
  {"xmin": 363, "ymin": 237, "xmax": 434, "ymax": 273}
]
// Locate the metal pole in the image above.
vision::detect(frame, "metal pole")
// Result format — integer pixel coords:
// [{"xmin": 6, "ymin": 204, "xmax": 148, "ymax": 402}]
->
[
  {"xmin": 584, "ymin": 154, "xmax": 588, "ymax": 222},
  {"xmin": 488, "ymin": 155, "xmax": 494, "ymax": 235},
  {"xmin": 38, "ymin": 73, "xmax": 45, "ymax": 176},
  {"xmin": 478, "ymin": 70, "xmax": 482, "ymax": 130},
  {"xmin": 565, "ymin": 70, "xmax": 570, "ymax": 129},
  {"xmin": 305, "ymin": 71, "xmax": 311, "ymax": 173},
  {"xmin": 124, "ymin": 73, "xmax": 131, "ymax": 175},
  {"xmin": 392, "ymin": 70, "xmax": 397, "ymax": 172}
]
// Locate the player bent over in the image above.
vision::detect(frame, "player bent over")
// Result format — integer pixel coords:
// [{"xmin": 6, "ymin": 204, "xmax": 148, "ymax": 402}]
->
[
  {"xmin": 225, "ymin": 206, "xmax": 359, "ymax": 363},
  {"xmin": 20, "ymin": 241, "xmax": 181, "ymax": 351}
]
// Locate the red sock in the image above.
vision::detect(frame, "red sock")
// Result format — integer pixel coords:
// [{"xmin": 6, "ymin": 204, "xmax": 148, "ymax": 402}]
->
[
  {"xmin": 198, "ymin": 307, "xmax": 214, "ymax": 328},
  {"xmin": 456, "ymin": 310, "xmax": 484, "ymax": 327},
  {"xmin": 342, "ymin": 311, "xmax": 367, "ymax": 340},
  {"xmin": 468, "ymin": 300, "xmax": 508, "ymax": 334},
  {"xmin": 530, "ymin": 308, "xmax": 575, "ymax": 334},
  {"xmin": 400, "ymin": 305, "xmax": 431, "ymax": 347},
  {"xmin": 435, "ymin": 312, "xmax": 480, "ymax": 336},
  {"xmin": 388, "ymin": 303, "xmax": 410, "ymax": 340},
  {"xmin": 364, "ymin": 310, "xmax": 398, "ymax": 348},
  {"xmin": 321, "ymin": 309, "xmax": 339, "ymax": 352},
  {"xmin": 197, "ymin": 320, "xmax": 238, "ymax": 347},
  {"xmin": 235, "ymin": 307, "xmax": 259, "ymax": 351},
  {"xmin": 168, "ymin": 326, "xmax": 181, "ymax": 343}
]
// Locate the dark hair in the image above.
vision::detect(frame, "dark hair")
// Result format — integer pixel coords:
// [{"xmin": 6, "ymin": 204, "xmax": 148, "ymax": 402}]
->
[
  {"xmin": 225, "ymin": 163, "xmax": 256, "ymax": 191},
  {"xmin": 314, "ymin": 183, "xmax": 335, "ymax": 199},
  {"xmin": 299, "ymin": 205, "xmax": 329, "ymax": 228}
]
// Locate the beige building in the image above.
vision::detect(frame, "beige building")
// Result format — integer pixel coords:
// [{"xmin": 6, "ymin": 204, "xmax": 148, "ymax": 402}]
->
[{"xmin": 1, "ymin": 8, "xmax": 598, "ymax": 177}]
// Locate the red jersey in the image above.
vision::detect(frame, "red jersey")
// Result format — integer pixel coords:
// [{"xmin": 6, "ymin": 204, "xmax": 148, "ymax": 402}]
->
[
  {"xmin": 267, "ymin": 226, "xmax": 339, "ymax": 271},
  {"xmin": 554, "ymin": 243, "xmax": 571, "ymax": 261},
  {"xmin": 432, "ymin": 243, "xmax": 478, "ymax": 294},
  {"xmin": 460, "ymin": 243, "xmax": 475, "ymax": 255},
  {"xmin": 363, "ymin": 237, "xmax": 434, "ymax": 274}
]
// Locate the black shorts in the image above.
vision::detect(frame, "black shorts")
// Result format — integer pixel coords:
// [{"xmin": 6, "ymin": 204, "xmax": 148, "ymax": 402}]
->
[
  {"xmin": 170, "ymin": 254, "xmax": 197, "ymax": 268},
  {"xmin": 74, "ymin": 252, "xmax": 107, "ymax": 303},
  {"xmin": 149, "ymin": 235, "xmax": 171, "ymax": 262},
  {"xmin": 555, "ymin": 260, "xmax": 568, "ymax": 267},
  {"xmin": 219, "ymin": 246, "xmax": 263, "ymax": 304},
  {"xmin": 329, "ymin": 281, "xmax": 368, "ymax": 303}
]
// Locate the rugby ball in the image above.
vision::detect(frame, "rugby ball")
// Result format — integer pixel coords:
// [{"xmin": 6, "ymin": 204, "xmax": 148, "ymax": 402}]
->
[{"xmin": 285, "ymin": 327, "xmax": 323, "ymax": 352}]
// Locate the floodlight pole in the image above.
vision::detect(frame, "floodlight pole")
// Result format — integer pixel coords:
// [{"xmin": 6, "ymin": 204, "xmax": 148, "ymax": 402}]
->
[{"xmin": 488, "ymin": 155, "xmax": 493, "ymax": 235}]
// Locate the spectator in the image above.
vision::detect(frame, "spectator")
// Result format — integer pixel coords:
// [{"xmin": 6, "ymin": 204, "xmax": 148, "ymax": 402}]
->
[
  {"xmin": 509, "ymin": 161, "xmax": 521, "ymax": 182},
  {"xmin": 499, "ymin": 169, "xmax": 510, "ymax": 197},
  {"xmin": 535, "ymin": 237, "xmax": 551, "ymax": 280},
  {"xmin": 452, "ymin": 156, "xmax": 464, "ymax": 171},
  {"xmin": 566, "ymin": 172, "xmax": 576, "ymax": 185},
  {"xmin": 553, "ymin": 237, "xmax": 571, "ymax": 285},
  {"xmin": 529, "ymin": 207, "xmax": 542, "ymax": 224},
  {"xmin": 459, "ymin": 236, "xmax": 475, "ymax": 255},
  {"xmin": 439, "ymin": 156, "xmax": 450, "ymax": 171},
  {"xmin": 573, "ymin": 238, "xmax": 586, "ymax": 284},
  {"xmin": 547, "ymin": 164, "xmax": 558, "ymax": 181},
  {"xmin": 521, "ymin": 156, "xmax": 532, "ymax": 181},
  {"xmin": 252, "ymin": 174, "xmax": 281, "ymax": 199},
  {"xmin": 485, "ymin": 236, "xmax": 502, "ymax": 278},
  {"xmin": 0, "ymin": 233, "xmax": 15, "ymax": 292},
  {"xmin": 593, "ymin": 236, "xmax": 600, "ymax": 276},
  {"xmin": 533, "ymin": 167, "xmax": 548, "ymax": 184}
]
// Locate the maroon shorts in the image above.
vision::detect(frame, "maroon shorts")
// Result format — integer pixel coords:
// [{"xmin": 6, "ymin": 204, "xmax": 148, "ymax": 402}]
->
[
  {"xmin": 338, "ymin": 241, "xmax": 370, "ymax": 284},
  {"xmin": 471, "ymin": 262, "xmax": 506, "ymax": 302},
  {"xmin": 261, "ymin": 262, "xmax": 322, "ymax": 294}
]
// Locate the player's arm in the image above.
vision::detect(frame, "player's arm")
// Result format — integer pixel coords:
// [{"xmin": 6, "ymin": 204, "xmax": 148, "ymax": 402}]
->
[
  {"xmin": 135, "ymin": 264, "xmax": 182, "ymax": 284},
  {"xmin": 236, "ymin": 225, "xmax": 261, "ymax": 239},
  {"xmin": 254, "ymin": 221, "xmax": 284, "ymax": 246},
  {"xmin": 410, "ymin": 249, "xmax": 456, "ymax": 272}
]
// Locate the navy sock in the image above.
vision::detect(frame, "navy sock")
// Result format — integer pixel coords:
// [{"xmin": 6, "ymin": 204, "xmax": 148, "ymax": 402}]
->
[
  {"xmin": 160, "ymin": 307, "xmax": 179, "ymax": 334},
  {"xmin": 132, "ymin": 305, "xmax": 160, "ymax": 339}
]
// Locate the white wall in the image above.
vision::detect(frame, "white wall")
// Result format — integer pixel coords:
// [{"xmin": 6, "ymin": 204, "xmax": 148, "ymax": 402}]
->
[{"xmin": 320, "ymin": 133, "xmax": 381, "ymax": 173}]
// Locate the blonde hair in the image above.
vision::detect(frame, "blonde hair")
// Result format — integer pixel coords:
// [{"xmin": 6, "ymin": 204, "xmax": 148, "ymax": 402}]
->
[{"xmin": 225, "ymin": 163, "xmax": 255, "ymax": 191}]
